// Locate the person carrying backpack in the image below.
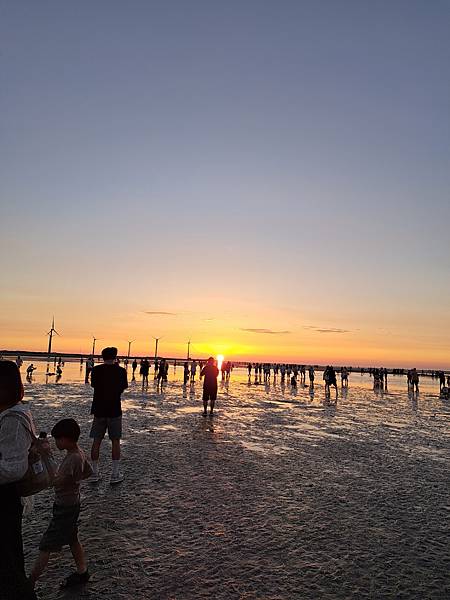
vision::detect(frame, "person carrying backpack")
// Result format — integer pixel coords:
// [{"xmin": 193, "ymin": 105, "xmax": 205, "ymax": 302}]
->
[{"xmin": 0, "ymin": 361, "xmax": 38, "ymax": 600}]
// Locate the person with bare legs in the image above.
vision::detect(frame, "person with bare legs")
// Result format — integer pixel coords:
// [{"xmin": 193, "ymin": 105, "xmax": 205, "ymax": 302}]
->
[
  {"xmin": 309, "ymin": 365, "xmax": 315, "ymax": 387},
  {"xmin": 29, "ymin": 419, "xmax": 92, "ymax": 591},
  {"xmin": 411, "ymin": 368, "xmax": 419, "ymax": 393},
  {"xmin": 323, "ymin": 365, "xmax": 338, "ymax": 399},
  {"xmin": 190, "ymin": 360, "xmax": 198, "ymax": 382},
  {"xmin": 341, "ymin": 367, "xmax": 349, "ymax": 388},
  {"xmin": 200, "ymin": 357, "xmax": 219, "ymax": 417},
  {"xmin": 90, "ymin": 347, "xmax": 128, "ymax": 484},
  {"xmin": 140, "ymin": 358, "xmax": 150, "ymax": 388}
]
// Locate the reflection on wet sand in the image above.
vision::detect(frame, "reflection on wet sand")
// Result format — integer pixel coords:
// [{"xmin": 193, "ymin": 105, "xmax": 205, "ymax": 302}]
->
[{"xmin": 18, "ymin": 361, "xmax": 450, "ymax": 599}]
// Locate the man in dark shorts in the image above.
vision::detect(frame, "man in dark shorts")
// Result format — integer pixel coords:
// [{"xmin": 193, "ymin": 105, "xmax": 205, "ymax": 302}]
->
[
  {"xmin": 200, "ymin": 357, "xmax": 219, "ymax": 417},
  {"xmin": 90, "ymin": 347, "xmax": 128, "ymax": 484}
]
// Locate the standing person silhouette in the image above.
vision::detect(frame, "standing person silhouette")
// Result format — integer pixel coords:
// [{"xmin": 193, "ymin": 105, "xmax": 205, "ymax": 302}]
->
[
  {"xmin": 0, "ymin": 361, "xmax": 38, "ymax": 599},
  {"xmin": 190, "ymin": 360, "xmax": 198, "ymax": 382},
  {"xmin": 85, "ymin": 356, "xmax": 94, "ymax": 384},
  {"xmin": 200, "ymin": 357, "xmax": 219, "ymax": 417},
  {"xmin": 156, "ymin": 359, "xmax": 167, "ymax": 387},
  {"xmin": 183, "ymin": 361, "xmax": 190, "ymax": 385},
  {"xmin": 341, "ymin": 367, "xmax": 349, "ymax": 388},
  {"xmin": 439, "ymin": 371, "xmax": 445, "ymax": 391},
  {"xmin": 140, "ymin": 358, "xmax": 150, "ymax": 388},
  {"xmin": 411, "ymin": 368, "xmax": 420, "ymax": 393},
  {"xmin": 90, "ymin": 347, "xmax": 128, "ymax": 484},
  {"xmin": 323, "ymin": 365, "xmax": 338, "ymax": 398}
]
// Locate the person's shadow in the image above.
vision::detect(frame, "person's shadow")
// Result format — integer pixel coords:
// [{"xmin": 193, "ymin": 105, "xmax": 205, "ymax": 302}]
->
[{"xmin": 193, "ymin": 416, "xmax": 217, "ymax": 443}]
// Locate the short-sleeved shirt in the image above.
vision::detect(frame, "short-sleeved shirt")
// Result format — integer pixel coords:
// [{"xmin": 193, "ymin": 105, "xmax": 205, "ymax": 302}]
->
[
  {"xmin": 90, "ymin": 363, "xmax": 128, "ymax": 417},
  {"xmin": 54, "ymin": 449, "xmax": 93, "ymax": 506},
  {"xmin": 201, "ymin": 364, "xmax": 219, "ymax": 388}
]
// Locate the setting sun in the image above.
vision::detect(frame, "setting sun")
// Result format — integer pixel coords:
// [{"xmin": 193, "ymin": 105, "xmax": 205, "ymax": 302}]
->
[{"xmin": 216, "ymin": 355, "xmax": 224, "ymax": 370}]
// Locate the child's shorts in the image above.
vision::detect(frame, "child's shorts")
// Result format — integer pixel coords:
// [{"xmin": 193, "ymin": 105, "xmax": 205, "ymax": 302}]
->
[{"xmin": 39, "ymin": 503, "xmax": 80, "ymax": 552}]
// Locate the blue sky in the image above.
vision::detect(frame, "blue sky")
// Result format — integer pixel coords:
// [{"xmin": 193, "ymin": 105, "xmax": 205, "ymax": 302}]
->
[{"xmin": 1, "ymin": 1, "xmax": 449, "ymax": 365}]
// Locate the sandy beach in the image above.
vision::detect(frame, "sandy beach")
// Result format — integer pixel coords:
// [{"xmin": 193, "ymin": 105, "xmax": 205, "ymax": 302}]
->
[{"xmin": 21, "ymin": 364, "xmax": 449, "ymax": 599}]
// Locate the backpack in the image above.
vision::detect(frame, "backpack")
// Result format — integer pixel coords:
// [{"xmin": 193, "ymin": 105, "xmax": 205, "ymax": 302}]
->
[{"xmin": 0, "ymin": 411, "xmax": 57, "ymax": 496}]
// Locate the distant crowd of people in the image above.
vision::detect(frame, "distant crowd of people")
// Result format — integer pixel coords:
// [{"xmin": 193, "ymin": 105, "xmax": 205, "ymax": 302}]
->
[
  {"xmin": 6, "ymin": 353, "xmax": 449, "ymax": 398},
  {"xmin": 245, "ymin": 363, "xmax": 351, "ymax": 398}
]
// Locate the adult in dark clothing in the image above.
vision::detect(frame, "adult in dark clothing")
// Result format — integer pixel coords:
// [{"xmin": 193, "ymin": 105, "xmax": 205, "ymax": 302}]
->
[
  {"xmin": 0, "ymin": 361, "xmax": 38, "ymax": 600},
  {"xmin": 140, "ymin": 358, "xmax": 150, "ymax": 387},
  {"xmin": 323, "ymin": 365, "xmax": 338, "ymax": 398},
  {"xmin": 200, "ymin": 357, "xmax": 219, "ymax": 416},
  {"xmin": 90, "ymin": 347, "xmax": 128, "ymax": 485},
  {"xmin": 156, "ymin": 359, "xmax": 167, "ymax": 385},
  {"xmin": 411, "ymin": 368, "xmax": 419, "ymax": 393},
  {"xmin": 439, "ymin": 371, "xmax": 445, "ymax": 391},
  {"xmin": 132, "ymin": 358, "xmax": 138, "ymax": 379},
  {"xmin": 85, "ymin": 356, "xmax": 94, "ymax": 383},
  {"xmin": 183, "ymin": 361, "xmax": 190, "ymax": 385}
]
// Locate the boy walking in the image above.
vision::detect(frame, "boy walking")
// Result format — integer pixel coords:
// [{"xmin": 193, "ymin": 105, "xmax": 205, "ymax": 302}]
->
[
  {"xmin": 90, "ymin": 347, "xmax": 128, "ymax": 484},
  {"xmin": 30, "ymin": 418, "xmax": 92, "ymax": 590}
]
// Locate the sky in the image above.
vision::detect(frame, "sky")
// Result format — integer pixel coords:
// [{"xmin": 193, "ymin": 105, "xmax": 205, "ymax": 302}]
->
[{"xmin": 1, "ymin": 1, "xmax": 449, "ymax": 368}]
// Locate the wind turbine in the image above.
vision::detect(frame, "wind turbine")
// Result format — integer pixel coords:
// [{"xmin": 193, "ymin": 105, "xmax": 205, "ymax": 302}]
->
[
  {"xmin": 187, "ymin": 339, "xmax": 191, "ymax": 360},
  {"xmin": 152, "ymin": 336, "xmax": 162, "ymax": 360},
  {"xmin": 47, "ymin": 317, "xmax": 60, "ymax": 357},
  {"xmin": 92, "ymin": 336, "xmax": 100, "ymax": 356},
  {"xmin": 127, "ymin": 340, "xmax": 134, "ymax": 360}
]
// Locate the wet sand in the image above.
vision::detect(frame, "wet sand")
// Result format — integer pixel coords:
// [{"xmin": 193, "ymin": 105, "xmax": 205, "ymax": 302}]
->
[{"xmin": 22, "ymin": 368, "xmax": 449, "ymax": 599}]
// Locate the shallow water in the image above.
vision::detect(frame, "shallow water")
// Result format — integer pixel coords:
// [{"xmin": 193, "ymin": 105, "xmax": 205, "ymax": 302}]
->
[{"xmin": 20, "ymin": 362, "xmax": 449, "ymax": 599}]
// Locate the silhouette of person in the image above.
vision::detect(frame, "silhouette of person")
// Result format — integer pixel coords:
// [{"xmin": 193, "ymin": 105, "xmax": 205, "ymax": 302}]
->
[
  {"xmin": 85, "ymin": 356, "xmax": 94, "ymax": 384},
  {"xmin": 157, "ymin": 359, "xmax": 168, "ymax": 386},
  {"xmin": 200, "ymin": 357, "xmax": 219, "ymax": 417},
  {"xmin": 26, "ymin": 364, "xmax": 36, "ymax": 381},
  {"xmin": 183, "ymin": 361, "xmax": 190, "ymax": 385},
  {"xmin": 140, "ymin": 358, "xmax": 150, "ymax": 387},
  {"xmin": 190, "ymin": 360, "xmax": 198, "ymax": 382},
  {"xmin": 323, "ymin": 365, "xmax": 338, "ymax": 398},
  {"xmin": 341, "ymin": 367, "xmax": 349, "ymax": 388},
  {"xmin": 411, "ymin": 368, "xmax": 419, "ymax": 393}
]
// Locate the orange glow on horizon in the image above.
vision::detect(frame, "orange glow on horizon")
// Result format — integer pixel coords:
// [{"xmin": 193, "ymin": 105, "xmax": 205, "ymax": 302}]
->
[{"xmin": 0, "ymin": 304, "xmax": 449, "ymax": 370}]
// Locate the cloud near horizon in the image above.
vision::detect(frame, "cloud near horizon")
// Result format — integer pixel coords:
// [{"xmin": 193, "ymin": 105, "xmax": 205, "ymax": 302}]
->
[
  {"xmin": 240, "ymin": 328, "xmax": 291, "ymax": 335},
  {"xmin": 303, "ymin": 325, "xmax": 351, "ymax": 334},
  {"xmin": 144, "ymin": 311, "xmax": 178, "ymax": 316}
]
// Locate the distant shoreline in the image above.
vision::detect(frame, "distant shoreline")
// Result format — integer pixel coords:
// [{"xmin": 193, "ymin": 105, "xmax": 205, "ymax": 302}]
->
[{"xmin": 1, "ymin": 349, "xmax": 447, "ymax": 375}]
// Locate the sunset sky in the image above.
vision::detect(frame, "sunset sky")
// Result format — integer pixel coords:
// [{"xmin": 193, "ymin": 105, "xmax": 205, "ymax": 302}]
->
[{"xmin": 1, "ymin": 2, "xmax": 449, "ymax": 368}]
